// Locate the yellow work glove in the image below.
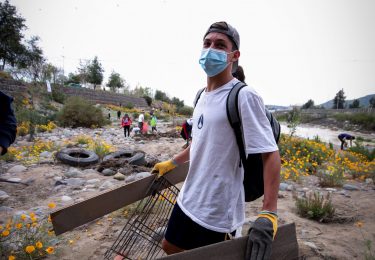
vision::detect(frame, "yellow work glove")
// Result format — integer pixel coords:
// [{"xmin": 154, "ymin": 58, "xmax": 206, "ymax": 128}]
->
[
  {"xmin": 245, "ymin": 211, "xmax": 278, "ymax": 260},
  {"xmin": 151, "ymin": 159, "xmax": 178, "ymax": 177}
]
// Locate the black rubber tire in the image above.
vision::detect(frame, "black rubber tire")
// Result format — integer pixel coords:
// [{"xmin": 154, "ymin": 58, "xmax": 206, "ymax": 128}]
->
[
  {"xmin": 103, "ymin": 149, "xmax": 134, "ymax": 161},
  {"xmin": 56, "ymin": 148, "xmax": 99, "ymax": 167},
  {"xmin": 103, "ymin": 150, "xmax": 146, "ymax": 166}
]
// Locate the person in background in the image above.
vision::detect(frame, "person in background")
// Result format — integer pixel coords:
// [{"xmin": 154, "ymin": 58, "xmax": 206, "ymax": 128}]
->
[
  {"xmin": 138, "ymin": 112, "xmax": 145, "ymax": 131},
  {"xmin": 121, "ymin": 114, "xmax": 132, "ymax": 138},
  {"xmin": 0, "ymin": 91, "xmax": 17, "ymax": 156},
  {"xmin": 117, "ymin": 110, "xmax": 121, "ymax": 120},
  {"xmin": 180, "ymin": 118, "xmax": 193, "ymax": 147},
  {"xmin": 150, "ymin": 114, "xmax": 158, "ymax": 133},
  {"xmin": 152, "ymin": 21, "xmax": 280, "ymax": 260},
  {"xmin": 338, "ymin": 133, "xmax": 355, "ymax": 150}
]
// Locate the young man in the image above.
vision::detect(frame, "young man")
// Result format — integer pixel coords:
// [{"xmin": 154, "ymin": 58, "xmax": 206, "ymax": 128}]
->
[{"xmin": 152, "ymin": 21, "xmax": 280, "ymax": 260}]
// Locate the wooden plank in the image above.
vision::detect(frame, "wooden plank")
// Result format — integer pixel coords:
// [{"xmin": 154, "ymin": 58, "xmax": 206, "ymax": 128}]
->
[
  {"xmin": 159, "ymin": 223, "xmax": 298, "ymax": 260},
  {"xmin": 51, "ymin": 162, "xmax": 189, "ymax": 235}
]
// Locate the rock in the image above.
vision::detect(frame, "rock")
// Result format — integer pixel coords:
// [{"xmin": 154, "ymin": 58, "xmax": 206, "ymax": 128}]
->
[
  {"xmin": 61, "ymin": 195, "xmax": 73, "ymax": 202},
  {"xmin": 125, "ymin": 175, "xmax": 136, "ymax": 183},
  {"xmin": 55, "ymin": 180, "xmax": 67, "ymax": 186},
  {"xmin": 113, "ymin": 173, "xmax": 125, "ymax": 181},
  {"xmin": 64, "ymin": 167, "xmax": 83, "ymax": 178},
  {"xmin": 7, "ymin": 178, "xmax": 21, "ymax": 182},
  {"xmin": 135, "ymin": 172, "xmax": 152, "ymax": 180},
  {"xmin": 40, "ymin": 151, "xmax": 52, "ymax": 158},
  {"xmin": 83, "ymin": 169, "xmax": 99, "ymax": 175},
  {"xmin": 86, "ymin": 178, "xmax": 101, "ymax": 184},
  {"xmin": 65, "ymin": 178, "xmax": 86, "ymax": 187},
  {"xmin": 325, "ymin": 188, "xmax": 337, "ymax": 192},
  {"xmin": 118, "ymin": 167, "xmax": 132, "ymax": 176},
  {"xmin": 102, "ymin": 169, "xmax": 116, "ymax": 176},
  {"xmin": 343, "ymin": 184, "xmax": 359, "ymax": 191},
  {"xmin": 287, "ymin": 185, "xmax": 294, "ymax": 191},
  {"xmin": 99, "ymin": 180, "xmax": 115, "ymax": 191},
  {"xmin": 53, "ymin": 176, "xmax": 63, "ymax": 182},
  {"xmin": 0, "ymin": 190, "xmax": 10, "ymax": 202},
  {"xmin": 365, "ymin": 178, "xmax": 374, "ymax": 185},
  {"xmin": 279, "ymin": 183, "xmax": 288, "ymax": 191},
  {"xmin": 0, "ymin": 206, "xmax": 14, "ymax": 214},
  {"xmin": 7, "ymin": 165, "xmax": 27, "ymax": 174},
  {"xmin": 303, "ymin": 241, "xmax": 318, "ymax": 250}
]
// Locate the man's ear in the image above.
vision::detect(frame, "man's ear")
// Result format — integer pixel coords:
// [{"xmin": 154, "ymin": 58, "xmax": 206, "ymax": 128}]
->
[{"xmin": 230, "ymin": 50, "xmax": 240, "ymax": 62}]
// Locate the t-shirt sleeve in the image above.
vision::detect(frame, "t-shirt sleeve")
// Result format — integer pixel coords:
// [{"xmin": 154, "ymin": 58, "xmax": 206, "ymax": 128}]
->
[{"xmin": 238, "ymin": 87, "xmax": 278, "ymax": 154}]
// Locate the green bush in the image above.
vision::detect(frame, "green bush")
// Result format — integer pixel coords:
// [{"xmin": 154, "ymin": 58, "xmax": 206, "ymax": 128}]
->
[
  {"xmin": 176, "ymin": 106, "xmax": 194, "ymax": 116},
  {"xmin": 51, "ymin": 87, "xmax": 66, "ymax": 104},
  {"xmin": 124, "ymin": 102, "xmax": 134, "ymax": 109},
  {"xmin": 333, "ymin": 113, "xmax": 375, "ymax": 131},
  {"xmin": 295, "ymin": 191, "xmax": 335, "ymax": 222},
  {"xmin": 57, "ymin": 97, "xmax": 109, "ymax": 128},
  {"xmin": 349, "ymin": 142, "xmax": 375, "ymax": 161}
]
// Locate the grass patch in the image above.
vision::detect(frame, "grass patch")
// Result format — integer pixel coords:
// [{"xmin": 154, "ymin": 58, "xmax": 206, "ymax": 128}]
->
[
  {"xmin": 333, "ymin": 112, "xmax": 375, "ymax": 131},
  {"xmin": 295, "ymin": 191, "xmax": 335, "ymax": 222}
]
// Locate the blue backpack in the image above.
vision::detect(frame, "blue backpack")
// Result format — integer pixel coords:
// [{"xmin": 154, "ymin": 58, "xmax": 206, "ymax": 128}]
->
[{"xmin": 194, "ymin": 82, "xmax": 281, "ymax": 202}]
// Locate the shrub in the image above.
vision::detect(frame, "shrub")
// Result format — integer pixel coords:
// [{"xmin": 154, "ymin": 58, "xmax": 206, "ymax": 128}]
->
[
  {"xmin": 143, "ymin": 95, "xmax": 152, "ymax": 106},
  {"xmin": 57, "ymin": 97, "xmax": 109, "ymax": 128},
  {"xmin": 349, "ymin": 142, "xmax": 375, "ymax": 161},
  {"xmin": 295, "ymin": 191, "xmax": 335, "ymax": 222},
  {"xmin": 0, "ymin": 209, "xmax": 58, "ymax": 259},
  {"xmin": 333, "ymin": 112, "xmax": 375, "ymax": 131},
  {"xmin": 51, "ymin": 87, "xmax": 66, "ymax": 104},
  {"xmin": 317, "ymin": 165, "xmax": 344, "ymax": 187},
  {"xmin": 91, "ymin": 140, "xmax": 113, "ymax": 160},
  {"xmin": 124, "ymin": 102, "xmax": 134, "ymax": 109},
  {"xmin": 176, "ymin": 106, "xmax": 194, "ymax": 116}
]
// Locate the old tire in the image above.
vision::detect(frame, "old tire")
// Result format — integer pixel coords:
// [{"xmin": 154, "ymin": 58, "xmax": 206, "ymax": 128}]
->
[
  {"xmin": 103, "ymin": 150, "xmax": 146, "ymax": 166},
  {"xmin": 56, "ymin": 148, "xmax": 99, "ymax": 167}
]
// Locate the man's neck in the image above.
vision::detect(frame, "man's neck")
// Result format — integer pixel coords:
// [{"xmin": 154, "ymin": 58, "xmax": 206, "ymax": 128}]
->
[{"xmin": 206, "ymin": 67, "xmax": 234, "ymax": 92}]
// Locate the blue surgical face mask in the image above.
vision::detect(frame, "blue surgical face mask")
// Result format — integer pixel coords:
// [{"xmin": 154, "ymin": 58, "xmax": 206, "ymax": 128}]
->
[{"xmin": 199, "ymin": 48, "xmax": 232, "ymax": 77}]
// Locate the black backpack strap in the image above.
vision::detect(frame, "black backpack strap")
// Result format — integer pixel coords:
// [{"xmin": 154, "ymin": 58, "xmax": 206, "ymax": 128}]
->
[
  {"xmin": 193, "ymin": 88, "xmax": 206, "ymax": 108},
  {"xmin": 226, "ymin": 82, "xmax": 248, "ymax": 167}
]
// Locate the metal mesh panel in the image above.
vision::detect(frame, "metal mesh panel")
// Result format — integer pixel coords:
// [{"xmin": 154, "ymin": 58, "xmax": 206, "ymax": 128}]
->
[{"xmin": 105, "ymin": 176, "xmax": 179, "ymax": 259}]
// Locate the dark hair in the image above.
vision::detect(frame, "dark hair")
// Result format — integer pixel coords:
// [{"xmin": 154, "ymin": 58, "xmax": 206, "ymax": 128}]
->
[{"xmin": 232, "ymin": 65, "xmax": 245, "ymax": 82}]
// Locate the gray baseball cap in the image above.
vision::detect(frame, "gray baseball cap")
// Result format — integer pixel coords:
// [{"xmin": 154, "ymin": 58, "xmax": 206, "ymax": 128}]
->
[{"xmin": 203, "ymin": 21, "xmax": 240, "ymax": 73}]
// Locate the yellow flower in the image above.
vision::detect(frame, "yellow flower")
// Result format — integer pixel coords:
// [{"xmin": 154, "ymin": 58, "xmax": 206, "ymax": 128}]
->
[
  {"xmin": 25, "ymin": 245, "xmax": 35, "ymax": 254},
  {"xmin": 46, "ymin": 247, "xmax": 54, "ymax": 254},
  {"xmin": 31, "ymin": 216, "xmax": 37, "ymax": 222},
  {"xmin": 2, "ymin": 230, "xmax": 10, "ymax": 237},
  {"xmin": 48, "ymin": 230, "xmax": 55, "ymax": 236},
  {"xmin": 0, "ymin": 225, "xmax": 3, "ymax": 230},
  {"xmin": 69, "ymin": 239, "xmax": 74, "ymax": 245},
  {"xmin": 48, "ymin": 202, "xmax": 56, "ymax": 209},
  {"xmin": 21, "ymin": 214, "xmax": 27, "ymax": 221},
  {"xmin": 29, "ymin": 212, "xmax": 35, "ymax": 218},
  {"xmin": 35, "ymin": 241, "xmax": 43, "ymax": 249},
  {"xmin": 16, "ymin": 223, "xmax": 22, "ymax": 229},
  {"xmin": 48, "ymin": 215, "xmax": 52, "ymax": 222},
  {"xmin": 355, "ymin": 221, "xmax": 364, "ymax": 228},
  {"xmin": 8, "ymin": 256, "xmax": 15, "ymax": 260}
]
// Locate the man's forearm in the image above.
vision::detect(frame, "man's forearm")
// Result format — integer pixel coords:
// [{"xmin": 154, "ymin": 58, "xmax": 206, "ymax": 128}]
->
[
  {"xmin": 173, "ymin": 145, "xmax": 190, "ymax": 165},
  {"xmin": 261, "ymin": 151, "xmax": 281, "ymax": 212}
]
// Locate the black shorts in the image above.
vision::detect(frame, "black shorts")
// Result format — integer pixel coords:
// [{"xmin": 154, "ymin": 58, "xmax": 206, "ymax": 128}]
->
[{"xmin": 164, "ymin": 203, "xmax": 230, "ymax": 250}]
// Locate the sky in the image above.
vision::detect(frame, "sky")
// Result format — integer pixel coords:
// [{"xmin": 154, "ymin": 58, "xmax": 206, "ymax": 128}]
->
[{"xmin": 8, "ymin": 0, "xmax": 375, "ymax": 107}]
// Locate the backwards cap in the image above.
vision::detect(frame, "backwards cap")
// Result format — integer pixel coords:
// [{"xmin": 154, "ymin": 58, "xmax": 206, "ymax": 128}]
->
[{"xmin": 203, "ymin": 21, "xmax": 240, "ymax": 73}]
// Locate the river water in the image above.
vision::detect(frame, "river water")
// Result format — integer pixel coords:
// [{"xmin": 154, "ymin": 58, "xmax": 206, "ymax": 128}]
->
[{"xmin": 280, "ymin": 123, "xmax": 375, "ymax": 147}]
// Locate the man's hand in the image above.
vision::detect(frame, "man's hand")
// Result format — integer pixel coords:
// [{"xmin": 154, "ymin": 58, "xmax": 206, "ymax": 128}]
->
[
  {"xmin": 245, "ymin": 212, "xmax": 278, "ymax": 260},
  {"xmin": 151, "ymin": 160, "xmax": 178, "ymax": 177}
]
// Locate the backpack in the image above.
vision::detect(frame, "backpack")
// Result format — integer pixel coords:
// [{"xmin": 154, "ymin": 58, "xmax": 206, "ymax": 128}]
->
[
  {"xmin": 194, "ymin": 82, "xmax": 281, "ymax": 202},
  {"xmin": 180, "ymin": 121, "xmax": 192, "ymax": 140}
]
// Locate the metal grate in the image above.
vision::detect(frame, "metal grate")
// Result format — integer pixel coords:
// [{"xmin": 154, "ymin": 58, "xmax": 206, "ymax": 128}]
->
[{"xmin": 105, "ymin": 176, "xmax": 179, "ymax": 259}]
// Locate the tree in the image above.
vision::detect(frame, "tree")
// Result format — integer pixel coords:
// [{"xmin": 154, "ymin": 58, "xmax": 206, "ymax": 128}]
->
[
  {"xmin": 172, "ymin": 97, "xmax": 184, "ymax": 108},
  {"xmin": 369, "ymin": 97, "xmax": 375, "ymax": 109},
  {"xmin": 0, "ymin": 0, "xmax": 27, "ymax": 70},
  {"xmin": 154, "ymin": 90, "xmax": 170, "ymax": 102},
  {"xmin": 131, "ymin": 84, "xmax": 152, "ymax": 97},
  {"xmin": 332, "ymin": 89, "xmax": 346, "ymax": 109},
  {"xmin": 66, "ymin": 72, "xmax": 81, "ymax": 84},
  {"xmin": 349, "ymin": 99, "xmax": 360, "ymax": 109},
  {"xmin": 87, "ymin": 56, "xmax": 104, "ymax": 90},
  {"xmin": 301, "ymin": 99, "xmax": 314, "ymax": 109},
  {"xmin": 106, "ymin": 71, "xmax": 124, "ymax": 92},
  {"xmin": 41, "ymin": 63, "xmax": 60, "ymax": 83}
]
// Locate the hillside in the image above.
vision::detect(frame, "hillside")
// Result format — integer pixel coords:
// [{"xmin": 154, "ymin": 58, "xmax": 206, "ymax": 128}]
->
[{"xmin": 320, "ymin": 94, "xmax": 375, "ymax": 109}]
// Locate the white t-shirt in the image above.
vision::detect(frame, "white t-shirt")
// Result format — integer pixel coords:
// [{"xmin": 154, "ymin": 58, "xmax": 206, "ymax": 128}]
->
[
  {"xmin": 177, "ymin": 78, "xmax": 278, "ymax": 233},
  {"xmin": 138, "ymin": 114, "xmax": 144, "ymax": 123}
]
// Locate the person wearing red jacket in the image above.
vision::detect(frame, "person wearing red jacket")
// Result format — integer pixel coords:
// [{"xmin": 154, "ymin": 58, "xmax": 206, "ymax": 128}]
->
[{"xmin": 121, "ymin": 114, "xmax": 132, "ymax": 138}]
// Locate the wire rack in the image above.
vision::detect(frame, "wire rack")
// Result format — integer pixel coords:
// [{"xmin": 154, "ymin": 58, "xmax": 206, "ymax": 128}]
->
[{"xmin": 105, "ymin": 176, "xmax": 179, "ymax": 260}]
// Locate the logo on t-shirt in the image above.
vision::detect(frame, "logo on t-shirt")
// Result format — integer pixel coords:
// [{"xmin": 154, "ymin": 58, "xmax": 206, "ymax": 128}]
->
[{"xmin": 198, "ymin": 114, "xmax": 203, "ymax": 129}]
